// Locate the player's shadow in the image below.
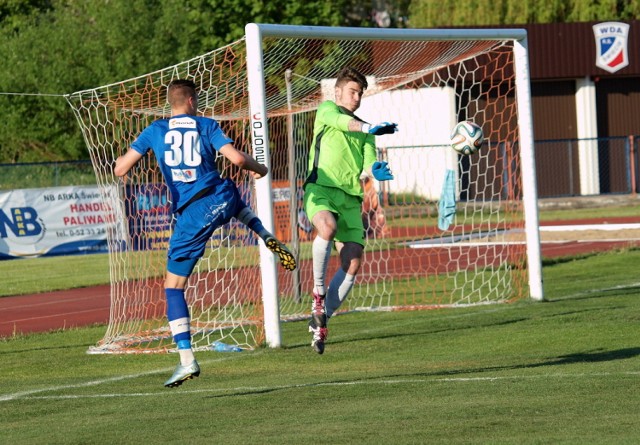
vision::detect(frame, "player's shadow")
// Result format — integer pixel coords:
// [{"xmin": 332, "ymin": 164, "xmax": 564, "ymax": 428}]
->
[
  {"xmin": 282, "ymin": 314, "xmax": 532, "ymax": 353},
  {"xmin": 281, "ymin": 304, "xmax": 617, "ymax": 357},
  {"xmin": 414, "ymin": 346, "xmax": 640, "ymax": 379},
  {"xmin": 289, "ymin": 306, "xmax": 610, "ymax": 350},
  {"xmin": 532, "ymin": 347, "xmax": 640, "ymax": 366}
]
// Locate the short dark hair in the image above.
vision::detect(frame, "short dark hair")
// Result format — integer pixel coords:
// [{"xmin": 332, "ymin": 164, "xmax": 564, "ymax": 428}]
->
[
  {"xmin": 335, "ymin": 67, "xmax": 368, "ymax": 90},
  {"xmin": 168, "ymin": 79, "xmax": 197, "ymax": 106}
]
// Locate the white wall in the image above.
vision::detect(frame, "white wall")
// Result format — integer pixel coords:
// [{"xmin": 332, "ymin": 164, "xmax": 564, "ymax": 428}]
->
[
  {"xmin": 359, "ymin": 87, "xmax": 459, "ymax": 200},
  {"xmin": 321, "ymin": 79, "xmax": 459, "ymax": 200}
]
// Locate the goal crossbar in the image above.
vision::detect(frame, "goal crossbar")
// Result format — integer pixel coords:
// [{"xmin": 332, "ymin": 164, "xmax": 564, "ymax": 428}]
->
[{"xmin": 251, "ymin": 23, "xmax": 528, "ymax": 41}]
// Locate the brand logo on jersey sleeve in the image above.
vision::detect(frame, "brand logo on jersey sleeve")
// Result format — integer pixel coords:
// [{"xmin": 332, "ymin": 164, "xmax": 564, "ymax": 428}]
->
[
  {"xmin": 171, "ymin": 168, "xmax": 197, "ymax": 182},
  {"xmin": 169, "ymin": 117, "xmax": 197, "ymax": 129},
  {"xmin": 593, "ymin": 22, "xmax": 630, "ymax": 73}
]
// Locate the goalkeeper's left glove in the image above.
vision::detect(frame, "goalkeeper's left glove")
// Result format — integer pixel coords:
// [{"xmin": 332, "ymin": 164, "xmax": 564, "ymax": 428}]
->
[
  {"xmin": 372, "ymin": 161, "xmax": 394, "ymax": 181},
  {"xmin": 362, "ymin": 122, "xmax": 398, "ymax": 136}
]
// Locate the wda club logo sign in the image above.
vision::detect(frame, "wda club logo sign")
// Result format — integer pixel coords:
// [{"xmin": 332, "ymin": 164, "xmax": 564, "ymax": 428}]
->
[{"xmin": 593, "ymin": 22, "xmax": 630, "ymax": 73}]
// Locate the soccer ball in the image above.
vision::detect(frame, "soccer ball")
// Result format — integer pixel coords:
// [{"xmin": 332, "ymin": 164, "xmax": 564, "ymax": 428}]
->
[{"xmin": 450, "ymin": 121, "xmax": 484, "ymax": 155}]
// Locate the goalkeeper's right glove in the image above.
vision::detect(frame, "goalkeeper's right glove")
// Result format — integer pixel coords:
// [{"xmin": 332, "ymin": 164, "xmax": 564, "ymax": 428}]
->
[{"xmin": 362, "ymin": 122, "xmax": 398, "ymax": 136}]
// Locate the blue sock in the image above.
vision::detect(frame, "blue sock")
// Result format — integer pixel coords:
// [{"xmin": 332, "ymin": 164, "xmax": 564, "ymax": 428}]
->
[
  {"xmin": 247, "ymin": 217, "xmax": 265, "ymax": 235},
  {"xmin": 166, "ymin": 288, "xmax": 190, "ymax": 343},
  {"xmin": 177, "ymin": 339, "xmax": 191, "ymax": 350}
]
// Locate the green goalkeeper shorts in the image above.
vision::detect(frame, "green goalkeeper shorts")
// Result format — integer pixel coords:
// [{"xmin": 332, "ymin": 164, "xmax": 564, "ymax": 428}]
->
[{"xmin": 304, "ymin": 183, "xmax": 365, "ymax": 246}]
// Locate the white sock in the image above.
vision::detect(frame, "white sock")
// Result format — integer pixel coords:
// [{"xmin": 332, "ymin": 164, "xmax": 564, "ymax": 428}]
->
[
  {"xmin": 326, "ymin": 269, "xmax": 355, "ymax": 318},
  {"xmin": 312, "ymin": 236, "xmax": 332, "ymax": 295},
  {"xmin": 235, "ymin": 206, "xmax": 270, "ymax": 240},
  {"xmin": 170, "ymin": 320, "xmax": 194, "ymax": 366},
  {"xmin": 178, "ymin": 348, "xmax": 195, "ymax": 366}
]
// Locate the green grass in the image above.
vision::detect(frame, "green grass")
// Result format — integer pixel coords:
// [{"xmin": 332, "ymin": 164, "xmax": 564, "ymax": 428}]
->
[
  {"xmin": 538, "ymin": 204, "xmax": 640, "ymax": 222},
  {"xmin": 0, "ymin": 253, "xmax": 110, "ymax": 297},
  {"xmin": 1, "ymin": 249, "xmax": 640, "ymax": 444}
]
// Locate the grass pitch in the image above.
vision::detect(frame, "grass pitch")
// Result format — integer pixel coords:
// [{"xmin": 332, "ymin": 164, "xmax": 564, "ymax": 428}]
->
[{"xmin": 1, "ymin": 249, "xmax": 639, "ymax": 444}]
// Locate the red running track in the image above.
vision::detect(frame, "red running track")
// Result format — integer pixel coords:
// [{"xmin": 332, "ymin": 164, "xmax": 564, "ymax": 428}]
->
[
  {"xmin": 0, "ymin": 285, "xmax": 111, "ymax": 337},
  {"xmin": 1, "ymin": 229, "xmax": 638, "ymax": 337}
]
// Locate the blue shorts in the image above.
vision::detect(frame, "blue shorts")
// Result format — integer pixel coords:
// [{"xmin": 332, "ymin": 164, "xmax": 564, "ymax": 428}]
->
[{"xmin": 167, "ymin": 179, "xmax": 244, "ymax": 276}]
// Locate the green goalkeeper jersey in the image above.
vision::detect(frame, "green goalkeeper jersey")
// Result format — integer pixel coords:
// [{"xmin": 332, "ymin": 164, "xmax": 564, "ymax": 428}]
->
[{"xmin": 305, "ymin": 100, "xmax": 378, "ymax": 199}]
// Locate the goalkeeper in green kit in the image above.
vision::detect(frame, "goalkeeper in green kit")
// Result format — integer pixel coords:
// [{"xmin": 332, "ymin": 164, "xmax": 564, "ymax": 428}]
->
[{"xmin": 303, "ymin": 66, "xmax": 397, "ymax": 354}]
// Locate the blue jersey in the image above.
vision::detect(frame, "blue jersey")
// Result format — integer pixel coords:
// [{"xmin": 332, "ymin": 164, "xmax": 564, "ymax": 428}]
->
[{"xmin": 131, "ymin": 114, "xmax": 233, "ymax": 213}]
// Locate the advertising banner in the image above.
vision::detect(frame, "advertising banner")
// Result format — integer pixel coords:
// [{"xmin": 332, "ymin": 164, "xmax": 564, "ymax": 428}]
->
[
  {"xmin": 124, "ymin": 182, "xmax": 173, "ymax": 251},
  {"xmin": 0, "ymin": 185, "xmax": 116, "ymax": 259}
]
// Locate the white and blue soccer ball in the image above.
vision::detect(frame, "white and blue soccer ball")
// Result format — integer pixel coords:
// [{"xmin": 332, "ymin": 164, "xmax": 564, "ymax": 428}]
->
[{"xmin": 450, "ymin": 121, "xmax": 484, "ymax": 155}]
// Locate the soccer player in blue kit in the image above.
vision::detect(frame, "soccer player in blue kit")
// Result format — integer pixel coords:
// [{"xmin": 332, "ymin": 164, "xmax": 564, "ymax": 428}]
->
[{"xmin": 114, "ymin": 79, "xmax": 296, "ymax": 388}]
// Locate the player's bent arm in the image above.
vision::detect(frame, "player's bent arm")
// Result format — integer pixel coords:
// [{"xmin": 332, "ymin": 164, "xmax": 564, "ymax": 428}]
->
[
  {"xmin": 318, "ymin": 106, "xmax": 381, "ymax": 133},
  {"xmin": 219, "ymin": 143, "xmax": 268, "ymax": 179},
  {"xmin": 318, "ymin": 102, "xmax": 377, "ymax": 133},
  {"xmin": 318, "ymin": 102, "xmax": 356, "ymax": 132},
  {"xmin": 114, "ymin": 149, "xmax": 144, "ymax": 177},
  {"xmin": 322, "ymin": 111, "xmax": 368, "ymax": 133},
  {"xmin": 348, "ymin": 119, "xmax": 367, "ymax": 132}
]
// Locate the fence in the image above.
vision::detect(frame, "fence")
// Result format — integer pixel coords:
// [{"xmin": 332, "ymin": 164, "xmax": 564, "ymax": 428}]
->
[
  {"xmin": 535, "ymin": 136, "xmax": 638, "ymax": 198},
  {"xmin": 1, "ymin": 136, "xmax": 638, "ymax": 198},
  {"xmin": 0, "ymin": 160, "xmax": 96, "ymax": 191}
]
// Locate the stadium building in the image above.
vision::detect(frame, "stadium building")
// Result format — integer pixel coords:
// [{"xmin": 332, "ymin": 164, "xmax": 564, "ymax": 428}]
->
[{"xmin": 518, "ymin": 20, "xmax": 640, "ymax": 197}]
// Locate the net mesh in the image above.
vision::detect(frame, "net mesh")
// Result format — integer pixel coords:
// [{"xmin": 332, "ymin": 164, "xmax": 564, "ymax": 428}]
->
[{"xmin": 66, "ymin": 31, "xmax": 528, "ymax": 354}]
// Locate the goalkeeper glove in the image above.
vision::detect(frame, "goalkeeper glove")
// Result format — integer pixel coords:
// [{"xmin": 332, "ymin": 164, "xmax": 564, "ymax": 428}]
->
[
  {"xmin": 372, "ymin": 161, "xmax": 394, "ymax": 181},
  {"xmin": 362, "ymin": 122, "xmax": 398, "ymax": 136}
]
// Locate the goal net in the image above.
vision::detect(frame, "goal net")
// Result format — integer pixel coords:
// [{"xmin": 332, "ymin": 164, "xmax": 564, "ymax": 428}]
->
[{"xmin": 66, "ymin": 24, "xmax": 541, "ymax": 354}]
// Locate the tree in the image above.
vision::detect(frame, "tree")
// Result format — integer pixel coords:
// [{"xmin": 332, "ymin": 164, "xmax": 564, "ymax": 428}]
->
[
  {"xmin": 0, "ymin": 0, "xmax": 373, "ymax": 163},
  {"xmin": 0, "ymin": 0, "xmax": 54, "ymax": 33},
  {"xmin": 408, "ymin": 0, "xmax": 640, "ymax": 28}
]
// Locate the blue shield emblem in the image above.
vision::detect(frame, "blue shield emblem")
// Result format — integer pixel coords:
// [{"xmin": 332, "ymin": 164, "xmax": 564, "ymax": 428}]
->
[{"xmin": 593, "ymin": 22, "xmax": 630, "ymax": 73}]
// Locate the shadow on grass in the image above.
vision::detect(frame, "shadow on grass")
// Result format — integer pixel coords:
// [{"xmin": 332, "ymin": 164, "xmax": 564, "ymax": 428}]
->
[
  {"xmin": 420, "ymin": 346, "xmax": 640, "ymax": 378},
  {"xmin": 203, "ymin": 346, "xmax": 640, "ymax": 399},
  {"xmin": 423, "ymin": 346, "xmax": 640, "ymax": 379},
  {"xmin": 542, "ymin": 347, "xmax": 640, "ymax": 364},
  {"xmin": 285, "ymin": 303, "xmax": 617, "ymax": 352},
  {"xmin": 547, "ymin": 284, "xmax": 640, "ymax": 302},
  {"xmin": 281, "ymin": 315, "xmax": 532, "ymax": 353}
]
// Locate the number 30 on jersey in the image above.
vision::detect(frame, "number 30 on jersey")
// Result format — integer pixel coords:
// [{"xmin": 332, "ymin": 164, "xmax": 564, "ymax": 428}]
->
[{"xmin": 164, "ymin": 130, "xmax": 202, "ymax": 167}]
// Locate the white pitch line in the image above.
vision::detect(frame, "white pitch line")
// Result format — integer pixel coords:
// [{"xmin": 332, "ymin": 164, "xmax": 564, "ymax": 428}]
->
[
  {"xmin": 5, "ymin": 371, "xmax": 640, "ymax": 402},
  {"xmin": 0, "ymin": 353, "xmax": 252, "ymax": 403}
]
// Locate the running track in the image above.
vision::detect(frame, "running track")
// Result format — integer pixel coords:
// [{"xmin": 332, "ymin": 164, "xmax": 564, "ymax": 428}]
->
[{"xmin": 2, "ymin": 218, "xmax": 638, "ymax": 337}]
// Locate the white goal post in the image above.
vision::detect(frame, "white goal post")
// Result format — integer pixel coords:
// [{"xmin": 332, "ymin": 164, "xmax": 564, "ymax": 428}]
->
[{"xmin": 67, "ymin": 22, "xmax": 543, "ymax": 354}]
